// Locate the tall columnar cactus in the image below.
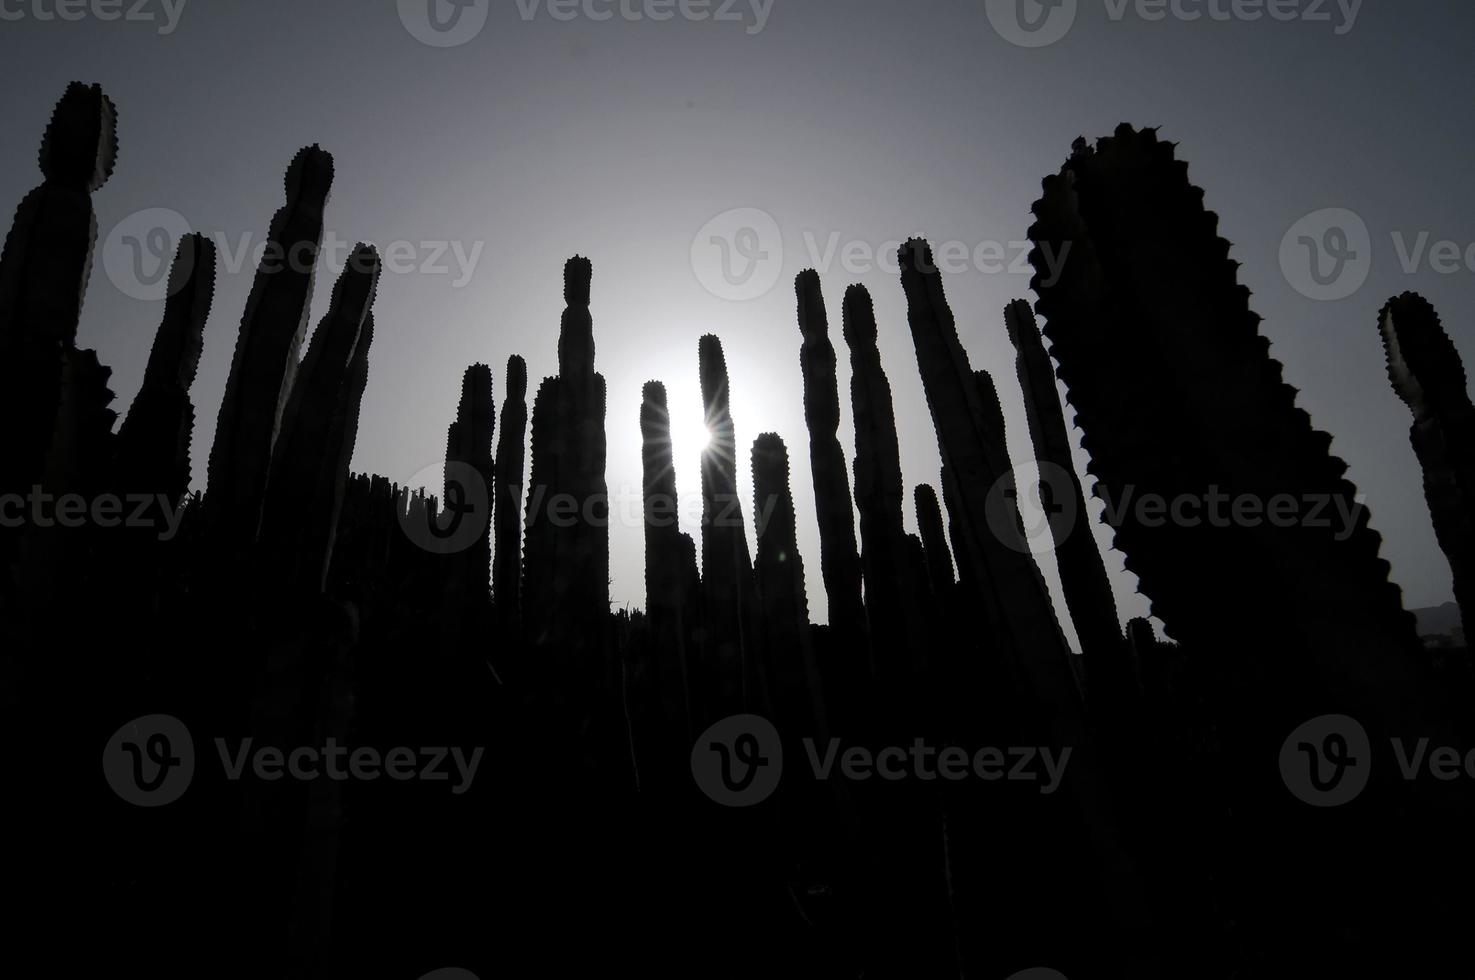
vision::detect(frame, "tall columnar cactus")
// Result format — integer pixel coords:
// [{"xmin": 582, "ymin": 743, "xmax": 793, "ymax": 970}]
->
[
  {"xmin": 1027, "ymin": 127, "xmax": 1453, "ymax": 968},
  {"xmin": 258, "ymin": 243, "xmax": 380, "ymax": 593},
  {"xmin": 915, "ymin": 483, "xmax": 955, "ymax": 597},
  {"xmin": 444, "ymin": 361, "xmax": 496, "ymax": 606},
  {"xmin": 699, "ymin": 333, "xmax": 756, "ymax": 714},
  {"xmin": 550, "ymin": 257, "xmax": 610, "ymax": 655},
  {"xmin": 522, "ymin": 375, "xmax": 560, "ymax": 649},
  {"xmin": 751, "ymin": 433, "xmax": 825, "ymax": 735},
  {"xmin": 897, "ymin": 239, "xmax": 1074, "ymax": 701},
  {"xmin": 641, "ymin": 381, "xmax": 692, "ymax": 728},
  {"xmin": 205, "ymin": 145, "xmax": 334, "ymax": 552},
  {"xmin": 0, "ymin": 82, "xmax": 117, "ymax": 573},
  {"xmin": 795, "ymin": 270, "xmax": 866, "ymax": 635},
  {"xmin": 114, "ymin": 233, "xmax": 216, "ymax": 508},
  {"xmin": 1379, "ymin": 293, "xmax": 1475, "ymax": 640},
  {"xmin": 1006, "ymin": 298, "xmax": 1123, "ymax": 670},
  {"xmin": 842, "ymin": 283, "xmax": 924, "ymax": 687},
  {"xmin": 493, "ymin": 355, "xmax": 528, "ymax": 628},
  {"xmin": 1026, "ymin": 127, "xmax": 1423, "ymax": 712}
]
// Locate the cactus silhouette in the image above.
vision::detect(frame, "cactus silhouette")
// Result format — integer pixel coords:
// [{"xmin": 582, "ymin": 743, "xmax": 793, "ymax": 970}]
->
[
  {"xmin": 494, "ymin": 355, "xmax": 528, "ymax": 630},
  {"xmin": 915, "ymin": 483, "xmax": 955, "ymax": 597},
  {"xmin": 750, "ymin": 432, "xmax": 825, "ymax": 736},
  {"xmin": 1379, "ymin": 292, "xmax": 1475, "ymax": 640},
  {"xmin": 795, "ymin": 271, "xmax": 866, "ymax": 635},
  {"xmin": 443, "ymin": 361, "xmax": 496, "ymax": 608},
  {"xmin": 114, "ymin": 233, "xmax": 216, "ymax": 510},
  {"xmin": 842, "ymin": 283, "xmax": 926, "ymax": 698},
  {"xmin": 641, "ymin": 380, "xmax": 693, "ymax": 732},
  {"xmin": 259, "ymin": 243, "xmax": 380, "ymax": 593},
  {"xmin": 897, "ymin": 238, "xmax": 1073, "ymax": 693},
  {"xmin": 698, "ymin": 333, "xmax": 756, "ymax": 717},
  {"xmin": 1027, "ymin": 126, "xmax": 1423, "ymax": 703},
  {"xmin": 1006, "ymin": 298, "xmax": 1124, "ymax": 680},
  {"xmin": 205, "ymin": 145, "xmax": 334, "ymax": 553},
  {"xmin": 1027, "ymin": 124, "xmax": 1464, "ymax": 971},
  {"xmin": 0, "ymin": 83, "xmax": 118, "ymax": 578}
]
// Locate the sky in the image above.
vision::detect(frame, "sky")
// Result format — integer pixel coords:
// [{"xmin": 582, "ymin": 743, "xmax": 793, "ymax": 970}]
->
[{"xmin": 2, "ymin": 0, "xmax": 1472, "ymax": 643}]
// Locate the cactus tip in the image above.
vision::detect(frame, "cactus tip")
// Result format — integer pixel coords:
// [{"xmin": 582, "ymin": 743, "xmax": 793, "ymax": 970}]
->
[
  {"xmin": 564, "ymin": 255, "xmax": 593, "ymax": 305},
  {"xmin": 506, "ymin": 355, "xmax": 528, "ymax": 398},
  {"xmin": 285, "ymin": 144, "xmax": 335, "ymax": 204},
  {"xmin": 40, "ymin": 81, "xmax": 118, "ymax": 191}
]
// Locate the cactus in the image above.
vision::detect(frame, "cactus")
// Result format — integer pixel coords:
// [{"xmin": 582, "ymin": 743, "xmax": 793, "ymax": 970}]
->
[
  {"xmin": 915, "ymin": 483, "xmax": 955, "ymax": 597},
  {"xmin": 551, "ymin": 257, "xmax": 610, "ymax": 654},
  {"xmin": 258, "ymin": 243, "xmax": 380, "ymax": 593},
  {"xmin": 205, "ymin": 145, "xmax": 334, "ymax": 552},
  {"xmin": 698, "ymin": 333, "xmax": 756, "ymax": 715},
  {"xmin": 114, "ymin": 233, "xmax": 216, "ymax": 509},
  {"xmin": 444, "ymin": 361, "xmax": 496, "ymax": 606},
  {"xmin": 0, "ymin": 83, "xmax": 117, "ymax": 577},
  {"xmin": 795, "ymin": 271, "xmax": 866, "ymax": 635},
  {"xmin": 641, "ymin": 381, "xmax": 692, "ymax": 731},
  {"xmin": 1006, "ymin": 298, "xmax": 1124, "ymax": 673},
  {"xmin": 1379, "ymin": 293, "xmax": 1475, "ymax": 641},
  {"xmin": 842, "ymin": 283, "xmax": 925, "ymax": 693},
  {"xmin": 494, "ymin": 355, "xmax": 528, "ymax": 629},
  {"xmin": 1027, "ymin": 127, "xmax": 1423, "ymax": 710},
  {"xmin": 750, "ymin": 432, "xmax": 824, "ymax": 734},
  {"xmin": 522, "ymin": 375, "xmax": 561, "ymax": 649},
  {"xmin": 1026, "ymin": 126, "xmax": 1466, "ymax": 968},
  {"xmin": 896, "ymin": 238, "xmax": 1074, "ymax": 700}
]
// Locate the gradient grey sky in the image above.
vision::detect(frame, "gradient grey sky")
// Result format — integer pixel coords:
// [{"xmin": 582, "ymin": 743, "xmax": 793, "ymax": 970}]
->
[{"xmin": 3, "ymin": 0, "xmax": 1472, "ymax": 642}]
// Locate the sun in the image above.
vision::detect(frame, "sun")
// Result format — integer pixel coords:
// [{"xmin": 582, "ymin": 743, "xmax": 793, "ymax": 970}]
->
[{"xmin": 672, "ymin": 411, "xmax": 715, "ymax": 466}]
